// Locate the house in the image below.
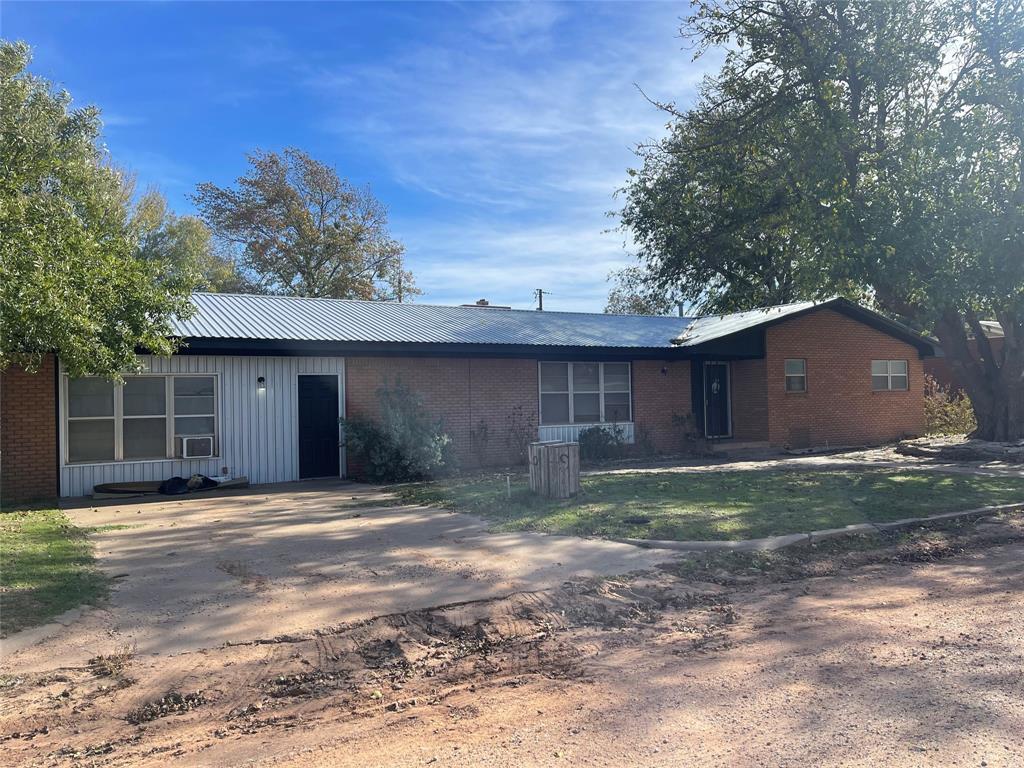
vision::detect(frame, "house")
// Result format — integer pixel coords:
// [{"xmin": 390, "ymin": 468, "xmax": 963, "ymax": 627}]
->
[{"xmin": 0, "ymin": 294, "xmax": 936, "ymax": 502}]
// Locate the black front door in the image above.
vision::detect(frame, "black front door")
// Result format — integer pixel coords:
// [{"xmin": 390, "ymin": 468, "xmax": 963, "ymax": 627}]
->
[
  {"xmin": 704, "ymin": 362, "xmax": 731, "ymax": 438},
  {"xmin": 298, "ymin": 375, "xmax": 340, "ymax": 479}
]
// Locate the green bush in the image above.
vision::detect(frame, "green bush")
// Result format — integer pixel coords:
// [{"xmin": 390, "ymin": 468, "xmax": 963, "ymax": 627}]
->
[
  {"xmin": 341, "ymin": 379, "xmax": 456, "ymax": 482},
  {"xmin": 924, "ymin": 375, "xmax": 977, "ymax": 436},
  {"xmin": 577, "ymin": 424, "xmax": 628, "ymax": 462}
]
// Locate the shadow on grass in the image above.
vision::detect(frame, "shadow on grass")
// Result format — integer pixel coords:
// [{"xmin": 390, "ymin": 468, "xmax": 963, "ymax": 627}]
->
[{"xmin": 399, "ymin": 468, "xmax": 1024, "ymax": 541}]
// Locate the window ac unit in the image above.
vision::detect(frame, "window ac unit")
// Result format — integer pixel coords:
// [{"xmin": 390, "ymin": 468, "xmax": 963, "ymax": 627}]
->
[{"xmin": 182, "ymin": 435, "xmax": 214, "ymax": 458}]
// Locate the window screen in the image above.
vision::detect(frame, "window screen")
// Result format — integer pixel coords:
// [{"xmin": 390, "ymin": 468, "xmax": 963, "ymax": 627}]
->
[{"xmin": 67, "ymin": 379, "xmax": 115, "ymax": 462}]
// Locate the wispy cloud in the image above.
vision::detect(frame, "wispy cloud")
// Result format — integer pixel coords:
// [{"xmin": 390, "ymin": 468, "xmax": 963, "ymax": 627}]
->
[
  {"xmin": 301, "ymin": 2, "xmax": 716, "ymax": 310},
  {"xmin": 15, "ymin": 0, "xmax": 717, "ymax": 312},
  {"xmin": 101, "ymin": 112, "xmax": 147, "ymax": 128}
]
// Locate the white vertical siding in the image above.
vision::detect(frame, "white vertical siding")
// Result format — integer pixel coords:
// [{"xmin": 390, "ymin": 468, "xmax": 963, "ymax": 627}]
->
[{"xmin": 59, "ymin": 355, "xmax": 345, "ymax": 497}]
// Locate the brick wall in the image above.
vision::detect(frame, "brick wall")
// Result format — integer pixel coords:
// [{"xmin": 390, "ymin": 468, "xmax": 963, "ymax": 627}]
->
[
  {"xmin": 345, "ymin": 356, "xmax": 694, "ymax": 471},
  {"xmin": 1, "ymin": 356, "xmax": 58, "ymax": 505},
  {"xmin": 731, "ymin": 358, "xmax": 769, "ymax": 441},
  {"xmin": 631, "ymin": 360, "xmax": 692, "ymax": 452},
  {"xmin": 345, "ymin": 357, "xmax": 539, "ymax": 472},
  {"xmin": 764, "ymin": 309, "xmax": 925, "ymax": 447}
]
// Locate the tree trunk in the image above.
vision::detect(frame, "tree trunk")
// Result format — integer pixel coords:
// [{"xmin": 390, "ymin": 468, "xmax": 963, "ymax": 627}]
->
[{"xmin": 935, "ymin": 309, "xmax": 1024, "ymax": 442}]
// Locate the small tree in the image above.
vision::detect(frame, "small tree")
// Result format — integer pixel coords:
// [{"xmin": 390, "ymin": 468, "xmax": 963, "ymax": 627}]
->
[
  {"xmin": 193, "ymin": 148, "xmax": 418, "ymax": 301},
  {"xmin": 0, "ymin": 42, "xmax": 196, "ymax": 378}
]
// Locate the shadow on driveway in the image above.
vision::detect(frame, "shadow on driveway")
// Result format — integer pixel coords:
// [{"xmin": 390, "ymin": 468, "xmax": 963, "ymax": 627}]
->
[{"xmin": 6, "ymin": 480, "xmax": 668, "ymax": 668}]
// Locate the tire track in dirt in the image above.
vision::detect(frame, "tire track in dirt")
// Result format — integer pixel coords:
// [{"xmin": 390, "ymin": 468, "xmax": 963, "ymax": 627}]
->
[{"xmin": 0, "ymin": 577, "xmax": 731, "ymax": 767}]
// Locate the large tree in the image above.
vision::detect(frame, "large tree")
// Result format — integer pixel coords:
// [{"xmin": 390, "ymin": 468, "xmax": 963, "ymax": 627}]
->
[
  {"xmin": 620, "ymin": 0, "xmax": 1024, "ymax": 440},
  {"xmin": 193, "ymin": 148, "xmax": 417, "ymax": 301},
  {"xmin": 132, "ymin": 188, "xmax": 255, "ymax": 294},
  {"xmin": 0, "ymin": 41, "xmax": 196, "ymax": 378}
]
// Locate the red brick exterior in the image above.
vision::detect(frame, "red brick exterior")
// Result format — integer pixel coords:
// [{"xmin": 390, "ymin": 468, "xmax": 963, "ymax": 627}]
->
[
  {"xmin": 631, "ymin": 360, "xmax": 692, "ymax": 452},
  {"xmin": 764, "ymin": 309, "xmax": 925, "ymax": 448},
  {"xmin": 1, "ymin": 356, "xmax": 58, "ymax": 505},
  {"xmin": 343, "ymin": 312, "xmax": 925, "ymax": 470},
  {"xmin": 730, "ymin": 358, "xmax": 769, "ymax": 441},
  {"xmin": 345, "ymin": 357, "xmax": 695, "ymax": 471},
  {"xmin": 345, "ymin": 357, "xmax": 539, "ymax": 471}
]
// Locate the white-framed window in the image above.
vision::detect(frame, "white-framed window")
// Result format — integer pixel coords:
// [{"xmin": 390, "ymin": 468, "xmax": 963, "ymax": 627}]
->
[
  {"xmin": 871, "ymin": 360, "xmax": 909, "ymax": 391},
  {"xmin": 539, "ymin": 362, "xmax": 631, "ymax": 425},
  {"xmin": 65, "ymin": 374, "xmax": 218, "ymax": 463},
  {"xmin": 784, "ymin": 359, "xmax": 807, "ymax": 392}
]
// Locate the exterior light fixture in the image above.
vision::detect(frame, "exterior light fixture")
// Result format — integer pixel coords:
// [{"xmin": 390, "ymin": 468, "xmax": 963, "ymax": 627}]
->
[{"xmin": 257, "ymin": 376, "xmax": 266, "ymax": 391}]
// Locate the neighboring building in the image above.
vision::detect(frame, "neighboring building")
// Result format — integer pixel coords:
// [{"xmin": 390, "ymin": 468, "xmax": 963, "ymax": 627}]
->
[{"xmin": 0, "ymin": 294, "xmax": 936, "ymax": 502}]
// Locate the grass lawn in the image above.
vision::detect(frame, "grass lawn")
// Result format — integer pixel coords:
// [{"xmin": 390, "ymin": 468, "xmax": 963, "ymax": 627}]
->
[
  {"xmin": 0, "ymin": 508, "xmax": 110, "ymax": 637},
  {"xmin": 398, "ymin": 469, "xmax": 1024, "ymax": 542}
]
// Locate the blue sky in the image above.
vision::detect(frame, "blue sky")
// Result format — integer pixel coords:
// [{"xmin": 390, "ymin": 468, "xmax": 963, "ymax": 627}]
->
[{"xmin": 3, "ymin": 1, "xmax": 713, "ymax": 311}]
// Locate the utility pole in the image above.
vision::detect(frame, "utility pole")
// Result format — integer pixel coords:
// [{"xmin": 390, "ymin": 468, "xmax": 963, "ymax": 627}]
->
[{"xmin": 534, "ymin": 288, "xmax": 548, "ymax": 311}]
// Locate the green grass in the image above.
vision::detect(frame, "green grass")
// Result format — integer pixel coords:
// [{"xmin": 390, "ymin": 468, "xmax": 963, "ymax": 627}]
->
[
  {"xmin": 0, "ymin": 508, "xmax": 110, "ymax": 637},
  {"xmin": 398, "ymin": 469, "xmax": 1024, "ymax": 542}
]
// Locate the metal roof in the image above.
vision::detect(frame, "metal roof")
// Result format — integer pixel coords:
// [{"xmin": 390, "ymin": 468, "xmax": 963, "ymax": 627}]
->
[
  {"xmin": 172, "ymin": 294, "xmax": 935, "ymax": 354},
  {"xmin": 671, "ymin": 302, "xmax": 819, "ymax": 346},
  {"xmin": 173, "ymin": 293, "xmax": 694, "ymax": 348}
]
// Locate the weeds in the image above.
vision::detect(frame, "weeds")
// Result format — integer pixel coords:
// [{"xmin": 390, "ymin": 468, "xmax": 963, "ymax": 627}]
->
[{"xmin": 88, "ymin": 643, "xmax": 136, "ymax": 679}]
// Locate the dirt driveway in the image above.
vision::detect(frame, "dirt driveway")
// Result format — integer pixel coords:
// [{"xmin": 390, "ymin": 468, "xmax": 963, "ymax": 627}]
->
[
  {"xmin": 1, "ymin": 505, "xmax": 1022, "ymax": 767},
  {"xmin": 2, "ymin": 481, "xmax": 665, "ymax": 669}
]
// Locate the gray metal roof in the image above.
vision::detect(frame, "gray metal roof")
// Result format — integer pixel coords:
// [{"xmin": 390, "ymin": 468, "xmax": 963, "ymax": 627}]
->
[
  {"xmin": 173, "ymin": 293, "xmax": 695, "ymax": 348},
  {"xmin": 172, "ymin": 293, "xmax": 934, "ymax": 354},
  {"xmin": 671, "ymin": 302, "xmax": 818, "ymax": 346}
]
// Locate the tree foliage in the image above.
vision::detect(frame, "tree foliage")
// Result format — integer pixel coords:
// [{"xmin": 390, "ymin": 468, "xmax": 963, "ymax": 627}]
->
[
  {"xmin": 0, "ymin": 41, "xmax": 197, "ymax": 378},
  {"xmin": 924, "ymin": 375, "xmax": 977, "ymax": 436},
  {"xmin": 193, "ymin": 148, "xmax": 417, "ymax": 301},
  {"xmin": 604, "ymin": 266, "xmax": 677, "ymax": 315},
  {"xmin": 620, "ymin": 0, "xmax": 1024, "ymax": 439},
  {"xmin": 132, "ymin": 188, "xmax": 255, "ymax": 293}
]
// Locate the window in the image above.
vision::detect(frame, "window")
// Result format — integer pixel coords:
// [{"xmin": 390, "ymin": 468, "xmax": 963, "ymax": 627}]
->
[
  {"xmin": 65, "ymin": 375, "xmax": 218, "ymax": 463},
  {"xmin": 872, "ymin": 360, "xmax": 909, "ymax": 391},
  {"xmin": 67, "ymin": 379, "xmax": 115, "ymax": 462},
  {"xmin": 539, "ymin": 362, "xmax": 632, "ymax": 425},
  {"xmin": 784, "ymin": 359, "xmax": 807, "ymax": 393}
]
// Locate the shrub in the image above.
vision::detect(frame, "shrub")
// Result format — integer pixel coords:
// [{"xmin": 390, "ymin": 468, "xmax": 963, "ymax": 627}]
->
[
  {"xmin": 577, "ymin": 424, "xmax": 628, "ymax": 462},
  {"xmin": 341, "ymin": 379, "xmax": 456, "ymax": 482},
  {"xmin": 924, "ymin": 375, "xmax": 977, "ymax": 436}
]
